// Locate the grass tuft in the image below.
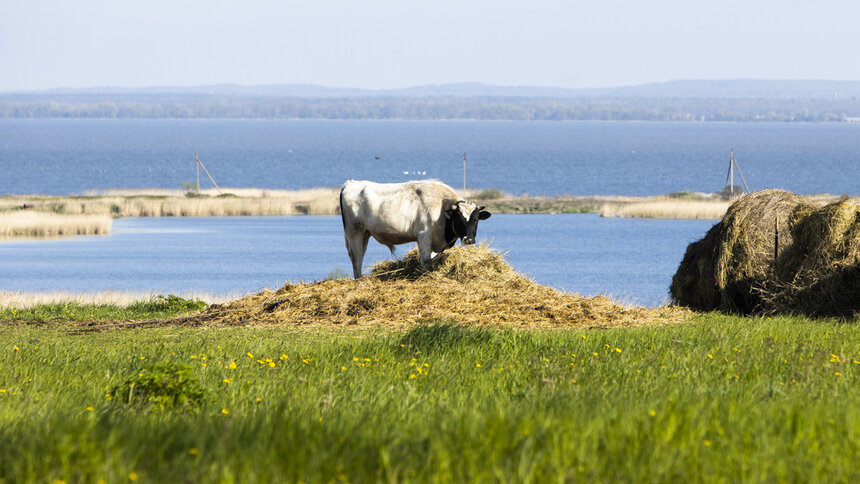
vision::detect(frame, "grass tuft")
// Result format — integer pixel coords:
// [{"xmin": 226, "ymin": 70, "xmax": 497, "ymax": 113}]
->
[{"xmin": 113, "ymin": 361, "xmax": 206, "ymax": 411}]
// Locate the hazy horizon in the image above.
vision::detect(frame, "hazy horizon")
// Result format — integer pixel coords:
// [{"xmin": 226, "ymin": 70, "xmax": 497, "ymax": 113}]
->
[{"xmin": 3, "ymin": 1, "xmax": 860, "ymax": 93}]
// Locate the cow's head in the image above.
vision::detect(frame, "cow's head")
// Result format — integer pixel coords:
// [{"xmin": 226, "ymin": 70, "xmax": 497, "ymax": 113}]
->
[{"xmin": 445, "ymin": 200, "xmax": 492, "ymax": 246}]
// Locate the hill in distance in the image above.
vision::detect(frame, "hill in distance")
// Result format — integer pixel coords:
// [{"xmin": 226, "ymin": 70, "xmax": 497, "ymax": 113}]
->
[{"xmin": 9, "ymin": 79, "xmax": 860, "ymax": 100}]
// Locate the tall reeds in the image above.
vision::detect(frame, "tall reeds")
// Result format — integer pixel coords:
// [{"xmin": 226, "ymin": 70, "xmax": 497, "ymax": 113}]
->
[
  {"xmin": 0, "ymin": 212, "xmax": 112, "ymax": 238},
  {"xmin": 599, "ymin": 199, "xmax": 731, "ymax": 220},
  {"xmin": 1, "ymin": 187, "xmax": 342, "ymax": 218}
]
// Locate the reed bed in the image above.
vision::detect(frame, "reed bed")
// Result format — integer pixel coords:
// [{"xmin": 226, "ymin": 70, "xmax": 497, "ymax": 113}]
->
[
  {"xmin": 0, "ymin": 211, "xmax": 112, "ymax": 238},
  {"xmin": 599, "ymin": 199, "xmax": 731, "ymax": 219},
  {"xmin": 3, "ymin": 187, "xmax": 342, "ymax": 218}
]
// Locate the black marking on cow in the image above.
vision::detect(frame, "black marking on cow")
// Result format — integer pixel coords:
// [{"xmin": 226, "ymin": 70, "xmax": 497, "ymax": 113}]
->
[
  {"xmin": 443, "ymin": 203, "xmax": 492, "ymax": 249},
  {"xmin": 339, "ymin": 186, "xmax": 347, "ymax": 229}
]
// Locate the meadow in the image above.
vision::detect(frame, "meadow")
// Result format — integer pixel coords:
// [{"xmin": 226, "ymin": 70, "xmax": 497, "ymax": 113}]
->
[{"xmin": 1, "ymin": 300, "xmax": 858, "ymax": 483}]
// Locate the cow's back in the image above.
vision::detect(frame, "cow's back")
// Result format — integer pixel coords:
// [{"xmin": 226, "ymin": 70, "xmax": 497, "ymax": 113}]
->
[{"xmin": 341, "ymin": 179, "xmax": 457, "ymax": 237}]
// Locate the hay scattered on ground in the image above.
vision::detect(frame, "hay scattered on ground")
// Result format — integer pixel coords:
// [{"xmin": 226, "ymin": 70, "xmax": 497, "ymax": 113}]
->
[
  {"xmin": 176, "ymin": 244, "xmax": 688, "ymax": 330},
  {"xmin": 670, "ymin": 189, "xmax": 859, "ymax": 318}
]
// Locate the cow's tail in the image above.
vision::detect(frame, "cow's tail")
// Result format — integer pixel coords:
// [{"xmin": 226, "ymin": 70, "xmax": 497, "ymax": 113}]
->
[{"xmin": 339, "ymin": 184, "xmax": 347, "ymax": 229}]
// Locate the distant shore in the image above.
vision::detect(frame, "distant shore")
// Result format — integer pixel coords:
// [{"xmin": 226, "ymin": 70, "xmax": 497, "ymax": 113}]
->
[{"xmin": 0, "ymin": 188, "xmax": 850, "ymax": 239}]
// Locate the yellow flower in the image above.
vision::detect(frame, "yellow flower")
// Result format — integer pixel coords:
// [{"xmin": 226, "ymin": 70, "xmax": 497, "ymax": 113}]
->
[
  {"xmin": 834, "ymin": 371, "xmax": 842, "ymax": 376},
  {"xmin": 221, "ymin": 408, "xmax": 230, "ymax": 415},
  {"xmin": 13, "ymin": 346, "xmax": 19, "ymax": 351},
  {"xmin": 707, "ymin": 354, "xmax": 714, "ymax": 359},
  {"xmin": 247, "ymin": 352, "xmax": 254, "ymax": 358},
  {"xmin": 188, "ymin": 447, "xmax": 199, "ymax": 455},
  {"xmin": 227, "ymin": 361, "xmax": 237, "ymax": 370},
  {"xmin": 86, "ymin": 406, "xmax": 94, "ymax": 411},
  {"xmin": 615, "ymin": 348, "xmax": 622, "ymax": 353},
  {"xmin": 649, "ymin": 410, "xmax": 657, "ymax": 417},
  {"xmin": 223, "ymin": 378, "xmax": 233, "ymax": 383},
  {"xmin": 128, "ymin": 472, "xmax": 138, "ymax": 481},
  {"xmin": 409, "ymin": 374, "xmax": 417, "ymax": 379},
  {"xmin": 475, "ymin": 363, "xmax": 482, "ymax": 368},
  {"xmin": 268, "ymin": 361, "xmax": 276, "ymax": 368}
]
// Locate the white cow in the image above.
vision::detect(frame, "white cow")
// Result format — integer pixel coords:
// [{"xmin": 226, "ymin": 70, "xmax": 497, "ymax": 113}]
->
[{"xmin": 339, "ymin": 179, "xmax": 492, "ymax": 278}]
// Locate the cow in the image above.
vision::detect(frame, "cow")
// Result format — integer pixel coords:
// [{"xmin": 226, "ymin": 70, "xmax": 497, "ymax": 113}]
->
[{"xmin": 339, "ymin": 179, "xmax": 492, "ymax": 278}]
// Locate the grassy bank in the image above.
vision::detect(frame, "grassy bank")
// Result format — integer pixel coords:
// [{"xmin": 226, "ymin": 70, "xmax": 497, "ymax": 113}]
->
[
  {"xmin": 0, "ymin": 294, "xmax": 209, "ymax": 322},
  {"xmin": 0, "ymin": 312, "xmax": 858, "ymax": 482}
]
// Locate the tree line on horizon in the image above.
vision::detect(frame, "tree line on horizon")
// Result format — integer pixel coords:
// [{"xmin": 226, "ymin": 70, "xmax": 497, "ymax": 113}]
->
[{"xmin": 0, "ymin": 96, "xmax": 857, "ymax": 122}]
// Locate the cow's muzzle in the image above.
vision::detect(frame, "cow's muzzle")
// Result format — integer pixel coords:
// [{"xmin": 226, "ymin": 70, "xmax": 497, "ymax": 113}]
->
[{"xmin": 462, "ymin": 237, "xmax": 476, "ymax": 245}]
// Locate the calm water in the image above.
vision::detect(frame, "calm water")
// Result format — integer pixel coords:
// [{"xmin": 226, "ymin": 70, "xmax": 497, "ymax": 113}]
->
[
  {"xmin": 2, "ymin": 120, "xmax": 854, "ymax": 304},
  {"xmin": 0, "ymin": 215, "xmax": 714, "ymax": 307},
  {"xmin": 1, "ymin": 119, "xmax": 858, "ymax": 196}
]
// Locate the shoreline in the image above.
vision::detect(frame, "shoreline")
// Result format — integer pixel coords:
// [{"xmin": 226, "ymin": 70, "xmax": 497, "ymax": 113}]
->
[{"xmin": 1, "ymin": 188, "xmax": 852, "ymax": 240}]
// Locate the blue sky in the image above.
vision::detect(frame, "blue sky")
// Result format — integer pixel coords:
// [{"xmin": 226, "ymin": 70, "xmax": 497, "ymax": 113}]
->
[{"xmin": 1, "ymin": 0, "xmax": 858, "ymax": 92}]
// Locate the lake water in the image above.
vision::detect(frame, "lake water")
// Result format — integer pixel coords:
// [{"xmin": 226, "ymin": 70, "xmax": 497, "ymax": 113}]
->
[
  {"xmin": 1, "ymin": 119, "xmax": 858, "ymax": 196},
  {"xmin": 2, "ymin": 120, "xmax": 855, "ymax": 304},
  {"xmin": 0, "ymin": 215, "xmax": 714, "ymax": 307}
]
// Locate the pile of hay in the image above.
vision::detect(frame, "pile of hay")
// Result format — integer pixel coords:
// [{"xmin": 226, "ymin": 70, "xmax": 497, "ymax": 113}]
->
[
  {"xmin": 179, "ymin": 244, "xmax": 687, "ymax": 329},
  {"xmin": 670, "ymin": 189, "xmax": 859, "ymax": 318}
]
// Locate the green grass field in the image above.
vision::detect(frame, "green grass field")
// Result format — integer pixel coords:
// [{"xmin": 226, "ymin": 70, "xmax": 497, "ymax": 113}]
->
[{"xmin": 1, "ymin": 305, "xmax": 858, "ymax": 483}]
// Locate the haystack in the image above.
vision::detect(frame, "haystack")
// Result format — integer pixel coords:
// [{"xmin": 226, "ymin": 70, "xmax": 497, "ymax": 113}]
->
[
  {"xmin": 763, "ymin": 199, "xmax": 860, "ymax": 317},
  {"xmin": 178, "ymin": 244, "xmax": 688, "ymax": 329},
  {"xmin": 670, "ymin": 189, "xmax": 859, "ymax": 318}
]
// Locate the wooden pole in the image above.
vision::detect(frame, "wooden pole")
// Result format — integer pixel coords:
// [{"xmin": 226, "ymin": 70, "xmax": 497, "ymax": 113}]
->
[
  {"xmin": 734, "ymin": 157, "xmax": 751, "ymax": 194},
  {"xmin": 729, "ymin": 150, "xmax": 734, "ymax": 196},
  {"xmin": 195, "ymin": 153, "xmax": 223, "ymax": 194},
  {"xmin": 774, "ymin": 218, "xmax": 780, "ymax": 263},
  {"xmin": 195, "ymin": 152, "xmax": 200, "ymax": 193}
]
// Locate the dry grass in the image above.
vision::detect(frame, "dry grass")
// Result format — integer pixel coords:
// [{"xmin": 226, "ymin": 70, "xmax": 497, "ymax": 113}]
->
[
  {"xmin": 599, "ymin": 199, "xmax": 731, "ymax": 220},
  {"xmin": 670, "ymin": 189, "xmax": 859, "ymax": 318},
  {"xmin": 762, "ymin": 198, "xmax": 860, "ymax": 317},
  {"xmin": 0, "ymin": 211, "xmax": 112, "ymax": 238},
  {"xmin": 174, "ymin": 244, "xmax": 689, "ymax": 330},
  {"xmin": 0, "ymin": 290, "xmax": 235, "ymax": 308},
  {"xmin": 1, "ymin": 187, "xmax": 342, "ymax": 218}
]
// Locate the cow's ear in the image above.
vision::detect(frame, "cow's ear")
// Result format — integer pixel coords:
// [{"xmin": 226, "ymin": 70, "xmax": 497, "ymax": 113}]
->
[{"xmin": 478, "ymin": 210, "xmax": 491, "ymax": 220}]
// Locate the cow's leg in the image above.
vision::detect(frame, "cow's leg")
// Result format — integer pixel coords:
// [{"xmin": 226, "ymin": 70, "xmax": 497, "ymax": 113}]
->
[
  {"xmin": 416, "ymin": 231, "xmax": 434, "ymax": 267},
  {"xmin": 345, "ymin": 229, "xmax": 371, "ymax": 278}
]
